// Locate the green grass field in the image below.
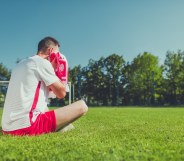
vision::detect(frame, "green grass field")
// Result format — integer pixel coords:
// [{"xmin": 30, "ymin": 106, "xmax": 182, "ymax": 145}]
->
[{"xmin": 0, "ymin": 107, "xmax": 184, "ymax": 161}]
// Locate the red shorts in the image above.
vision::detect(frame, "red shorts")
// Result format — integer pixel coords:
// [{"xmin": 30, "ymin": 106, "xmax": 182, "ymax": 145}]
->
[{"xmin": 3, "ymin": 111, "xmax": 56, "ymax": 136}]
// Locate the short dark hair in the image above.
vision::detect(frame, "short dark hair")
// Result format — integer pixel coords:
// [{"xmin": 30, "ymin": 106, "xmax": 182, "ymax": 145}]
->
[{"xmin": 37, "ymin": 36, "xmax": 60, "ymax": 53}]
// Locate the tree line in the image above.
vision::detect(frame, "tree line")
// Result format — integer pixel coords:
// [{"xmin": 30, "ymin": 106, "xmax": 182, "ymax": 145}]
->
[
  {"xmin": 69, "ymin": 50, "xmax": 184, "ymax": 106},
  {"xmin": 1, "ymin": 50, "xmax": 184, "ymax": 106}
]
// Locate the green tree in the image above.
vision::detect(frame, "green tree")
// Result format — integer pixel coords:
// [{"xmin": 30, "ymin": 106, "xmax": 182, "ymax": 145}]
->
[
  {"xmin": 104, "ymin": 54, "xmax": 125, "ymax": 106},
  {"xmin": 0, "ymin": 63, "xmax": 11, "ymax": 106},
  {"xmin": 0, "ymin": 63, "xmax": 11, "ymax": 80},
  {"xmin": 82, "ymin": 54, "xmax": 125, "ymax": 106},
  {"xmin": 124, "ymin": 52, "xmax": 163, "ymax": 105},
  {"xmin": 163, "ymin": 50, "xmax": 184, "ymax": 105},
  {"xmin": 69, "ymin": 65, "xmax": 82, "ymax": 100},
  {"xmin": 82, "ymin": 57, "xmax": 107, "ymax": 105}
]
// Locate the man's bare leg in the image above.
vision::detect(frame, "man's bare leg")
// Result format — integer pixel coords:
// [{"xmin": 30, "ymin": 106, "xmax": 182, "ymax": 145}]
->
[{"xmin": 54, "ymin": 100, "xmax": 88, "ymax": 131}]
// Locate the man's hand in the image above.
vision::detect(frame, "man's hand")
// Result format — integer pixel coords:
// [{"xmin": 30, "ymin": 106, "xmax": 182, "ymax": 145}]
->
[{"xmin": 50, "ymin": 57, "xmax": 57, "ymax": 70}]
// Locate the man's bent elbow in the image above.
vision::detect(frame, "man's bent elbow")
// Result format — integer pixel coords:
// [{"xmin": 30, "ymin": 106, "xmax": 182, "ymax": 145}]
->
[{"xmin": 48, "ymin": 81, "xmax": 67, "ymax": 99}]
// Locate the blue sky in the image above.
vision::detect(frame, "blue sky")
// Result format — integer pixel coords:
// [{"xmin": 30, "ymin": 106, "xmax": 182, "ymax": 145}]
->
[{"xmin": 1, "ymin": 0, "xmax": 184, "ymax": 70}]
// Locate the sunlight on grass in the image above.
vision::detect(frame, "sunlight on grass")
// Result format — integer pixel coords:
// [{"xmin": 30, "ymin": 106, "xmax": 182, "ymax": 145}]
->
[{"xmin": 0, "ymin": 107, "xmax": 184, "ymax": 161}]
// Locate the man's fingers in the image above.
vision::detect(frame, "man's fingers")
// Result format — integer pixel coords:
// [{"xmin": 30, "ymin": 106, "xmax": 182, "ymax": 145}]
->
[{"xmin": 51, "ymin": 57, "xmax": 57, "ymax": 70}]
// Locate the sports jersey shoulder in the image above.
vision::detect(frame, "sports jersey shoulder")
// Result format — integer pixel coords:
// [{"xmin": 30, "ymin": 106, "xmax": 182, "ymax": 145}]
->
[{"xmin": 31, "ymin": 55, "xmax": 59, "ymax": 86}]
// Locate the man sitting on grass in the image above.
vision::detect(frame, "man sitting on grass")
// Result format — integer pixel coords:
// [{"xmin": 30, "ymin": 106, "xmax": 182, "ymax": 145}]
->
[{"xmin": 1, "ymin": 36, "xmax": 88, "ymax": 136}]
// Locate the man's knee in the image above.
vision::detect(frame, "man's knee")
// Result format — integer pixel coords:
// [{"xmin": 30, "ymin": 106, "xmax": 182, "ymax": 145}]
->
[{"xmin": 78, "ymin": 100, "xmax": 88, "ymax": 116}]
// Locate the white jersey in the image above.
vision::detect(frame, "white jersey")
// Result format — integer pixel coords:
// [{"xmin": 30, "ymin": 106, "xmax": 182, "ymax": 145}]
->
[{"xmin": 2, "ymin": 55, "xmax": 59, "ymax": 131}]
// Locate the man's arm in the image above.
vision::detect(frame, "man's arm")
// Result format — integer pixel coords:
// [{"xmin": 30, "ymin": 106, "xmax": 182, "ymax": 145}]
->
[{"xmin": 48, "ymin": 80, "xmax": 66, "ymax": 99}]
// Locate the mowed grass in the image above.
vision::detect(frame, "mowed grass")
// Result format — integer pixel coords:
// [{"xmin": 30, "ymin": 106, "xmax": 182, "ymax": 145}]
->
[{"xmin": 0, "ymin": 107, "xmax": 184, "ymax": 161}]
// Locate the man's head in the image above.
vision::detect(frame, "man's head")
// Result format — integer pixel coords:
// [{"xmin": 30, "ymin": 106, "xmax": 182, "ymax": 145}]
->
[{"xmin": 37, "ymin": 37, "xmax": 60, "ymax": 59}]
